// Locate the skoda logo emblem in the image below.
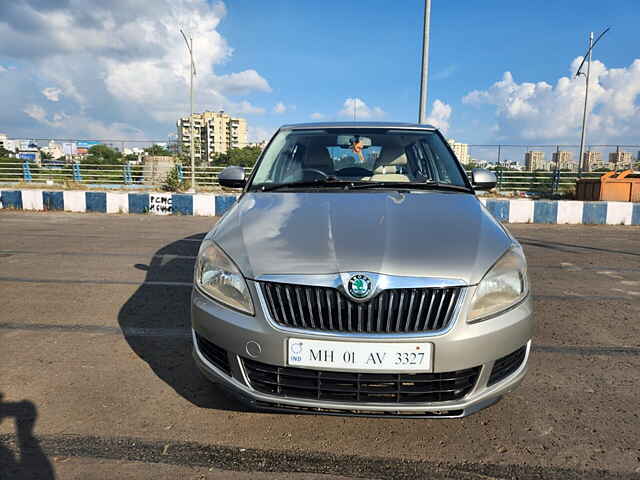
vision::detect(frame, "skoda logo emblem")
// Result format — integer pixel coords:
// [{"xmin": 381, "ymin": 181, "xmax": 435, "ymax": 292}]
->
[{"xmin": 347, "ymin": 274, "xmax": 372, "ymax": 299}]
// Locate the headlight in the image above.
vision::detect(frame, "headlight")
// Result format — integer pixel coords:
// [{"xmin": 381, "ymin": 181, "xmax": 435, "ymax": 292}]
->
[
  {"xmin": 468, "ymin": 246, "xmax": 528, "ymax": 322},
  {"xmin": 195, "ymin": 240, "xmax": 254, "ymax": 315}
]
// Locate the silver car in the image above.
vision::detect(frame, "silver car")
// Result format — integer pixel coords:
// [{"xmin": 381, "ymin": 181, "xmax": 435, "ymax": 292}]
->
[{"xmin": 191, "ymin": 122, "xmax": 534, "ymax": 417}]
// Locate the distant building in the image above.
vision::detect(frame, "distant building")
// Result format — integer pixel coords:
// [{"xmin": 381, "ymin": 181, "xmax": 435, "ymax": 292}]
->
[
  {"xmin": 608, "ymin": 150, "xmax": 634, "ymax": 170},
  {"xmin": 123, "ymin": 147, "xmax": 145, "ymax": 163},
  {"xmin": 581, "ymin": 151, "xmax": 602, "ymax": 172},
  {"xmin": 447, "ymin": 138, "xmax": 469, "ymax": 164},
  {"xmin": 0, "ymin": 133, "xmax": 17, "ymax": 154},
  {"xmin": 552, "ymin": 151, "xmax": 575, "ymax": 171},
  {"xmin": 17, "ymin": 142, "xmax": 41, "ymax": 163},
  {"xmin": 177, "ymin": 110, "xmax": 248, "ymax": 162},
  {"xmin": 524, "ymin": 151, "xmax": 545, "ymax": 171},
  {"xmin": 41, "ymin": 140, "xmax": 64, "ymax": 160},
  {"xmin": 247, "ymin": 140, "xmax": 267, "ymax": 150}
]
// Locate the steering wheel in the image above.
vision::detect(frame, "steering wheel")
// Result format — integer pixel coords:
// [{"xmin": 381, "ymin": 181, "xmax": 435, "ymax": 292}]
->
[
  {"xmin": 301, "ymin": 168, "xmax": 329, "ymax": 179},
  {"xmin": 336, "ymin": 167, "xmax": 372, "ymax": 177}
]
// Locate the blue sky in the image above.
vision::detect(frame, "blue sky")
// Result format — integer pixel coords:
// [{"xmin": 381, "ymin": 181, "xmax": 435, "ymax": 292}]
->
[
  {"xmin": 217, "ymin": 0, "xmax": 639, "ymax": 144},
  {"xmin": 0, "ymin": 0, "xmax": 639, "ymax": 145}
]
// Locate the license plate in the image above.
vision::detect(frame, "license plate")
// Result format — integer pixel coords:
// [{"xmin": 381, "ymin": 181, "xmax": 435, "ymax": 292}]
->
[{"xmin": 287, "ymin": 338, "xmax": 433, "ymax": 372}]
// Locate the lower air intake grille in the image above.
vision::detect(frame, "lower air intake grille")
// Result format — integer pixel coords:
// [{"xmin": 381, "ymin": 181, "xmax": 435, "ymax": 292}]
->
[
  {"xmin": 243, "ymin": 358, "xmax": 480, "ymax": 404},
  {"xmin": 195, "ymin": 333, "xmax": 231, "ymax": 376},
  {"xmin": 488, "ymin": 345, "xmax": 527, "ymax": 386},
  {"xmin": 259, "ymin": 282, "xmax": 461, "ymax": 334}
]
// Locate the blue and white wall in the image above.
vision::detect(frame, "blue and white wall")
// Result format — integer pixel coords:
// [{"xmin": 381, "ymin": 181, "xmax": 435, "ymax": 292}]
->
[
  {"xmin": 1, "ymin": 189, "xmax": 640, "ymax": 224},
  {"xmin": 479, "ymin": 198, "xmax": 640, "ymax": 225},
  {"xmin": 0, "ymin": 190, "xmax": 239, "ymax": 217}
]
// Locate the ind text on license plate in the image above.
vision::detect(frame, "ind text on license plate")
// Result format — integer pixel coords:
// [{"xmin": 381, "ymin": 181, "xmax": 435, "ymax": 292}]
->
[{"xmin": 287, "ymin": 338, "xmax": 433, "ymax": 372}]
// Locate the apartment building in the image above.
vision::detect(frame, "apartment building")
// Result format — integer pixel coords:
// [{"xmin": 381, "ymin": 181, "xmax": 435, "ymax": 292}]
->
[
  {"xmin": 551, "ymin": 151, "xmax": 576, "ymax": 171},
  {"xmin": 608, "ymin": 150, "xmax": 634, "ymax": 170},
  {"xmin": 524, "ymin": 151, "xmax": 545, "ymax": 171},
  {"xmin": 581, "ymin": 151, "xmax": 602, "ymax": 171},
  {"xmin": 447, "ymin": 138, "xmax": 469, "ymax": 164},
  {"xmin": 177, "ymin": 110, "xmax": 248, "ymax": 162}
]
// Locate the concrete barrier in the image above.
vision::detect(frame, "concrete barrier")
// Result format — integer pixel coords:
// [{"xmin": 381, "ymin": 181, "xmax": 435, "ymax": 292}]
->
[
  {"xmin": 1, "ymin": 189, "xmax": 640, "ymax": 224},
  {"xmin": 478, "ymin": 197, "xmax": 639, "ymax": 225},
  {"xmin": 1, "ymin": 190, "xmax": 239, "ymax": 217}
]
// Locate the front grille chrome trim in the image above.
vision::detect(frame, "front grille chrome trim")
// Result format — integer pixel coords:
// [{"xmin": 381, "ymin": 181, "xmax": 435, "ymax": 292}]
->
[
  {"xmin": 254, "ymin": 279, "xmax": 468, "ymax": 339},
  {"xmin": 254, "ymin": 273, "xmax": 467, "ymax": 291}
]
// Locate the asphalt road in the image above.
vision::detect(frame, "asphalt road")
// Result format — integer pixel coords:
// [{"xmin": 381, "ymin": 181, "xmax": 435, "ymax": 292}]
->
[{"xmin": 1, "ymin": 211, "xmax": 639, "ymax": 480}]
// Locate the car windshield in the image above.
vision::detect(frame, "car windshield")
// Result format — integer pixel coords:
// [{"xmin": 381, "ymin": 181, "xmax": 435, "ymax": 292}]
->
[{"xmin": 249, "ymin": 128, "xmax": 469, "ymax": 190}]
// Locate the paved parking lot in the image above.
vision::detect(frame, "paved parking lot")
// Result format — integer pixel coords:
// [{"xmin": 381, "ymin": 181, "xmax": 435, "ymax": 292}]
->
[{"xmin": 1, "ymin": 211, "xmax": 639, "ymax": 479}]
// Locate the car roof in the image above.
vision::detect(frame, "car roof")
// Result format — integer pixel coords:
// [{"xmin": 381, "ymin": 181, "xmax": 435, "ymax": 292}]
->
[{"xmin": 279, "ymin": 121, "xmax": 437, "ymax": 131}]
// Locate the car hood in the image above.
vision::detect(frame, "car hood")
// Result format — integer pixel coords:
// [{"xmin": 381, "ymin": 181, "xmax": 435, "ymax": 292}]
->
[{"xmin": 211, "ymin": 191, "xmax": 513, "ymax": 285}]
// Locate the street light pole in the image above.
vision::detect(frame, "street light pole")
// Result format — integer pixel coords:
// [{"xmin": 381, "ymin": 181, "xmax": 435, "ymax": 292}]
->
[
  {"xmin": 577, "ymin": 32, "xmax": 593, "ymax": 177},
  {"xmin": 418, "ymin": 0, "xmax": 431, "ymax": 124},
  {"xmin": 576, "ymin": 27, "xmax": 609, "ymax": 176},
  {"xmin": 180, "ymin": 29, "xmax": 196, "ymax": 191}
]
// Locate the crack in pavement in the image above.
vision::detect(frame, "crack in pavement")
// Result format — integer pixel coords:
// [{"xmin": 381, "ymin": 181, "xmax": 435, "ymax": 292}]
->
[{"xmin": 0, "ymin": 433, "xmax": 635, "ymax": 480}]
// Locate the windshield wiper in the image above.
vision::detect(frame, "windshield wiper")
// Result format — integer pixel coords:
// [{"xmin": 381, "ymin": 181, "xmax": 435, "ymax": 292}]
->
[
  {"xmin": 253, "ymin": 178, "xmax": 353, "ymax": 192},
  {"xmin": 346, "ymin": 181, "xmax": 472, "ymax": 193}
]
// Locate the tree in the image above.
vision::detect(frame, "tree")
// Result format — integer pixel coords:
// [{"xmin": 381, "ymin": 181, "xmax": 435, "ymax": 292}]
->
[
  {"xmin": 222, "ymin": 146, "xmax": 261, "ymax": 167},
  {"xmin": 144, "ymin": 144, "xmax": 171, "ymax": 156},
  {"xmin": 0, "ymin": 146, "xmax": 12, "ymax": 159},
  {"xmin": 85, "ymin": 144, "xmax": 121, "ymax": 164}
]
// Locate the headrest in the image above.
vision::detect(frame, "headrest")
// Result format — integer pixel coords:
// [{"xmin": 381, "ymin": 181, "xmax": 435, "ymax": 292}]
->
[
  {"xmin": 373, "ymin": 165, "xmax": 400, "ymax": 175},
  {"xmin": 304, "ymin": 143, "xmax": 332, "ymax": 168},
  {"xmin": 374, "ymin": 145, "xmax": 407, "ymax": 170}
]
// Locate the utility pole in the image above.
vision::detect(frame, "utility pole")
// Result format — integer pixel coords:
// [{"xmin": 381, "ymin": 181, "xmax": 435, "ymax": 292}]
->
[
  {"xmin": 576, "ymin": 27, "xmax": 609, "ymax": 176},
  {"xmin": 418, "ymin": 0, "xmax": 431, "ymax": 124},
  {"xmin": 577, "ymin": 32, "xmax": 593, "ymax": 177},
  {"xmin": 180, "ymin": 29, "xmax": 196, "ymax": 191}
]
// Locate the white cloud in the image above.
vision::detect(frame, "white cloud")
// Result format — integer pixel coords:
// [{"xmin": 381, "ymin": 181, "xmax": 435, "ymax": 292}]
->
[
  {"xmin": 215, "ymin": 70, "xmax": 272, "ymax": 95},
  {"xmin": 273, "ymin": 102, "xmax": 287, "ymax": 114},
  {"xmin": 234, "ymin": 100, "xmax": 265, "ymax": 115},
  {"xmin": 1, "ymin": 0, "xmax": 272, "ymax": 138},
  {"xmin": 24, "ymin": 105, "xmax": 71, "ymax": 128},
  {"xmin": 0, "ymin": 65, "xmax": 7, "ymax": 73},
  {"xmin": 42, "ymin": 87, "xmax": 62, "ymax": 102},
  {"xmin": 424, "ymin": 99, "xmax": 452, "ymax": 133},
  {"xmin": 25, "ymin": 103, "xmax": 146, "ymax": 138},
  {"xmin": 462, "ymin": 57, "xmax": 640, "ymax": 143},
  {"xmin": 310, "ymin": 112, "xmax": 324, "ymax": 120},
  {"xmin": 248, "ymin": 125, "xmax": 273, "ymax": 143},
  {"xmin": 338, "ymin": 98, "xmax": 385, "ymax": 120},
  {"xmin": 24, "ymin": 104, "xmax": 48, "ymax": 123}
]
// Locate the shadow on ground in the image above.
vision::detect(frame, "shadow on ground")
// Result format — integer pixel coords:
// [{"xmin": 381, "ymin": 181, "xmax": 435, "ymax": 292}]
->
[
  {"xmin": 0, "ymin": 393, "xmax": 54, "ymax": 480},
  {"xmin": 117, "ymin": 233, "xmax": 247, "ymax": 411}
]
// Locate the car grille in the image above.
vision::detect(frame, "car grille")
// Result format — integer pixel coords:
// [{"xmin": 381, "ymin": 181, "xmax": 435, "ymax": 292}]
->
[
  {"xmin": 259, "ymin": 282, "xmax": 462, "ymax": 334},
  {"xmin": 488, "ymin": 345, "xmax": 527, "ymax": 386},
  {"xmin": 195, "ymin": 333, "xmax": 231, "ymax": 376},
  {"xmin": 243, "ymin": 358, "xmax": 480, "ymax": 403}
]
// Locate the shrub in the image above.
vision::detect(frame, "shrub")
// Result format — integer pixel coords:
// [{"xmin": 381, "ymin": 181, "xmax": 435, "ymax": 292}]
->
[{"xmin": 162, "ymin": 165, "xmax": 189, "ymax": 192}]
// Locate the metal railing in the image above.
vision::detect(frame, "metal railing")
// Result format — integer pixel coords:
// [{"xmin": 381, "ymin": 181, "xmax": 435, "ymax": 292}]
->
[
  {"xmin": 1, "ymin": 139, "xmax": 638, "ymax": 193},
  {"xmin": 0, "ymin": 160, "xmax": 613, "ymax": 194},
  {"xmin": 0, "ymin": 161, "xmax": 254, "ymax": 188}
]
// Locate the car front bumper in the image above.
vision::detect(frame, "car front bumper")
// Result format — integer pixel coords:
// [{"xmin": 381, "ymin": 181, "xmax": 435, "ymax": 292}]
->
[{"xmin": 191, "ymin": 282, "xmax": 534, "ymax": 417}]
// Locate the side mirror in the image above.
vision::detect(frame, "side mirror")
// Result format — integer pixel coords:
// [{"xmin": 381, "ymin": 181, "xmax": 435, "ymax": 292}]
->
[
  {"xmin": 218, "ymin": 166, "xmax": 246, "ymax": 188},
  {"xmin": 471, "ymin": 168, "xmax": 497, "ymax": 190}
]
